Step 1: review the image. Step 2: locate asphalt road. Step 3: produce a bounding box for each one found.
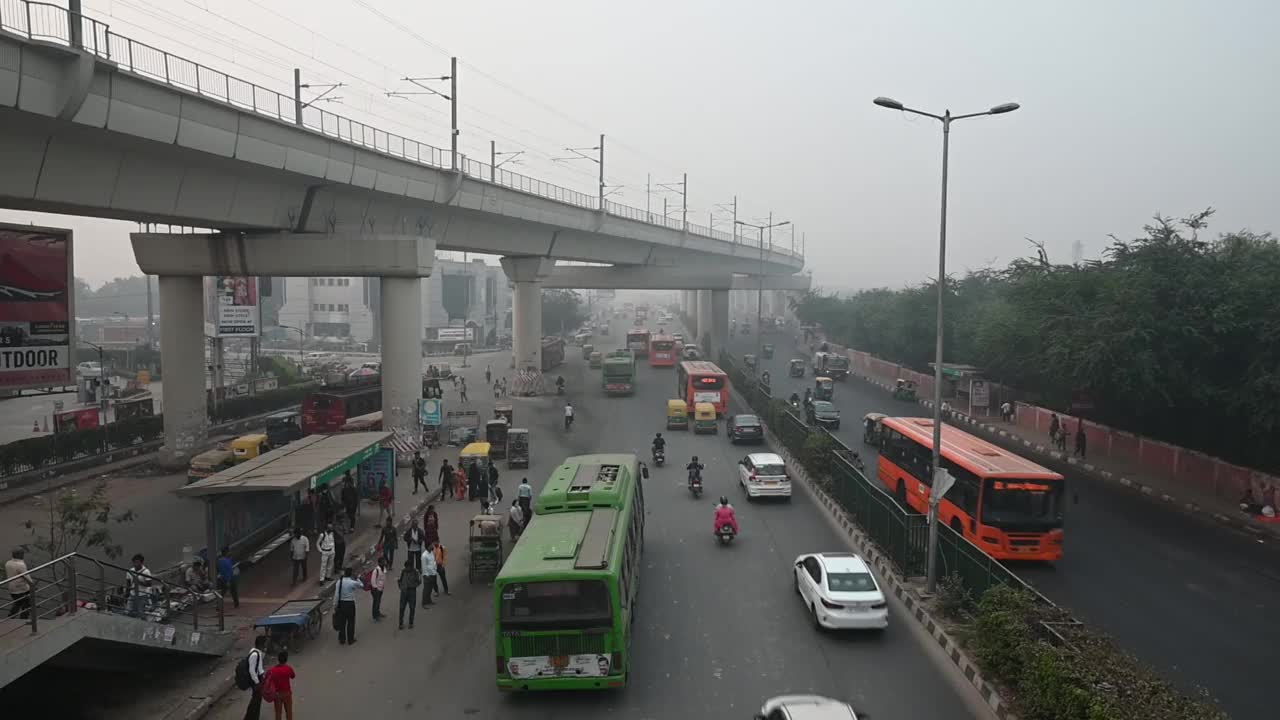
[729,332,1278,719]
[205,317,988,720]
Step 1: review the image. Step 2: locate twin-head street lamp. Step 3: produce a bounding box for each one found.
[736,217,790,364]
[872,95,1019,594]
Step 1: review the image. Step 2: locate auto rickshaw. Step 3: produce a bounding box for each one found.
[666,399,689,430]
[459,443,492,492]
[485,419,509,459]
[743,354,757,371]
[589,351,603,368]
[893,378,918,402]
[231,433,270,463]
[187,447,234,484]
[762,343,775,359]
[507,428,530,468]
[494,403,514,425]
[582,343,595,360]
[693,402,717,434]
[468,513,504,583]
[789,358,805,378]
[863,412,887,447]
[264,410,303,447]
[814,376,834,401]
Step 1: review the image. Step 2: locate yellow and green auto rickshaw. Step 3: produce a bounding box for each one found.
[814,376,835,401]
[459,442,492,482]
[666,399,689,430]
[789,358,806,378]
[892,378,918,402]
[863,412,888,447]
[231,433,270,463]
[693,402,717,434]
[589,351,604,368]
[187,447,234,484]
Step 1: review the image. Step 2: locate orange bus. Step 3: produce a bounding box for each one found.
[626,329,651,358]
[649,334,677,367]
[877,417,1065,561]
[676,361,728,415]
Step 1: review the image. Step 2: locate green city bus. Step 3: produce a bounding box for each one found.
[602,350,636,395]
[495,454,647,691]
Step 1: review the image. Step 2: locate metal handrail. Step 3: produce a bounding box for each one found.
[0,0,803,264]
[1,551,223,640]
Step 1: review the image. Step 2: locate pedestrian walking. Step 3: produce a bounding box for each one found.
[467,462,483,501]
[420,544,438,607]
[460,379,469,404]
[494,380,501,400]
[333,526,346,577]
[1075,418,1087,459]
[488,463,502,504]
[216,546,240,609]
[263,650,296,720]
[403,520,425,570]
[379,518,398,567]
[508,500,524,543]
[1000,401,1013,423]
[317,525,336,583]
[378,480,393,523]
[397,558,420,629]
[335,567,363,644]
[500,377,508,397]
[517,477,533,520]
[412,451,428,494]
[5,548,31,619]
[124,553,154,618]
[423,505,441,548]
[370,557,388,621]
[454,464,468,500]
[289,528,310,586]
[318,486,336,529]
[485,364,492,385]
[237,635,268,720]
[341,474,359,532]
[1048,413,1060,445]
[438,459,454,501]
[433,541,450,596]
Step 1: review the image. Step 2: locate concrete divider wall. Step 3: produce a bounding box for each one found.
[834,344,1278,504]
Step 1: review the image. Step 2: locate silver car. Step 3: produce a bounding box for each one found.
[755,694,864,720]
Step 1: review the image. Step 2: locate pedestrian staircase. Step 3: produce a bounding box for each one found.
[0,553,234,689]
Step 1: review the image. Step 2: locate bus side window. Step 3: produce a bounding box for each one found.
[943,459,981,516]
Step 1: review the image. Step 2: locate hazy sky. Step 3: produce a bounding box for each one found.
[3,0,1275,292]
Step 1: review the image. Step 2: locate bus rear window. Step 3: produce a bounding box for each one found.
[500,580,612,626]
[652,342,674,351]
[693,375,725,390]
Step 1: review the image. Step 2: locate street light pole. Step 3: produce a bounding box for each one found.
[873,95,1020,594]
[736,216,790,368]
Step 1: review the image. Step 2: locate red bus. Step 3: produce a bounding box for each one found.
[877,417,1065,561]
[676,361,728,415]
[626,329,651,358]
[649,334,677,367]
[301,384,381,435]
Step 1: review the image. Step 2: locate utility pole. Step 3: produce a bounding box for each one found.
[553,137,609,208]
[489,140,523,181]
[293,69,343,126]
[646,174,651,220]
[145,274,154,350]
[682,173,688,230]
[598,134,606,209]
[451,57,458,171]
[68,0,83,48]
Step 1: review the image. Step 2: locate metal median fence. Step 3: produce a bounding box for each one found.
[721,351,1034,601]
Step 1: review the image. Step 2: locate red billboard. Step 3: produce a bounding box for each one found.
[0,223,74,390]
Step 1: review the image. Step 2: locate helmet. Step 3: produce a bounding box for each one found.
[719,496,728,506]
[655,432,662,437]
[691,455,698,462]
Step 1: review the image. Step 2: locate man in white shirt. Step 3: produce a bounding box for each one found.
[334,567,363,645]
[243,636,268,719]
[517,477,533,519]
[420,545,438,607]
[508,500,524,542]
[5,548,31,619]
[564,401,575,429]
[317,524,336,583]
[125,553,153,618]
[370,558,387,621]
[289,528,310,586]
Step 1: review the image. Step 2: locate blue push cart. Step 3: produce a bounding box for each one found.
[254,598,324,650]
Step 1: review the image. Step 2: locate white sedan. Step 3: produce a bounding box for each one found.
[755,694,864,720]
[793,552,888,630]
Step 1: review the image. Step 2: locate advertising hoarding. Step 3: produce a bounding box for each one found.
[207,276,260,337]
[0,223,74,391]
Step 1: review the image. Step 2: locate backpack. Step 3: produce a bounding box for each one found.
[360,569,373,591]
[234,652,254,691]
[260,672,278,704]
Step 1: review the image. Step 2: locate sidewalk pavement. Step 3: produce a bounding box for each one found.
[858,372,1280,540]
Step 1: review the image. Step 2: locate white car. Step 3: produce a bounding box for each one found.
[738,452,791,499]
[793,552,888,631]
[755,695,864,720]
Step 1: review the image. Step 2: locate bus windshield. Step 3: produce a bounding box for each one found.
[981,479,1064,531]
[500,580,612,628]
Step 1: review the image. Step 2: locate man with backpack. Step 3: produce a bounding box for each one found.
[234,635,268,719]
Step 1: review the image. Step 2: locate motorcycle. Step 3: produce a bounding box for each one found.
[652,446,665,466]
[717,524,736,545]
[688,471,703,498]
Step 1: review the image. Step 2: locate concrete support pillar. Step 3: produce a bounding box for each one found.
[710,289,730,362]
[697,289,713,358]
[501,257,554,373]
[687,290,700,339]
[380,276,423,458]
[158,275,208,468]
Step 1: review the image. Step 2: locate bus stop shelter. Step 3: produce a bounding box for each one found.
[177,432,394,567]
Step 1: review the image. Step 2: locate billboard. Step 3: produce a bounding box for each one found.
[207,276,260,337]
[0,223,74,391]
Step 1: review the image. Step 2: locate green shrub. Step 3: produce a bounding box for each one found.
[799,432,835,479]
[935,572,975,620]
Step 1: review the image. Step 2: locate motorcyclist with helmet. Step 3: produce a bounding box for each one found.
[686,456,704,487]
[714,496,740,536]
[652,433,666,462]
